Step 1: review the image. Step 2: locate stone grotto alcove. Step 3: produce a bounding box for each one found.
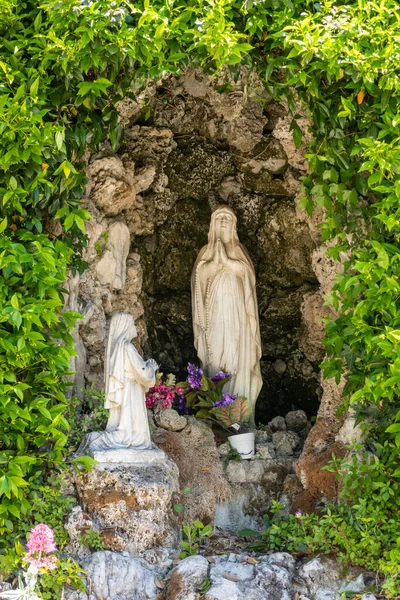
[62,71,355,592]
[69,69,329,425]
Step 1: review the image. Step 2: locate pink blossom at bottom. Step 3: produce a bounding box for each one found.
[25,553,57,571]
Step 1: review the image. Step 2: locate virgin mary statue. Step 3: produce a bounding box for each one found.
[191,206,262,422]
[82,312,158,452]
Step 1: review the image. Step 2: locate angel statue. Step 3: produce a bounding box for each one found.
[191,206,262,423]
[81,312,158,454]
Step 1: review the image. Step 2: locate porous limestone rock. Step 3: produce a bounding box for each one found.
[214,457,295,532]
[255,427,272,443]
[73,458,180,555]
[166,555,209,600]
[153,418,231,523]
[154,408,187,432]
[96,222,130,290]
[285,410,308,432]
[61,550,372,600]
[297,557,368,600]
[269,416,287,432]
[166,553,295,600]
[65,551,160,600]
[272,431,300,456]
[86,157,136,217]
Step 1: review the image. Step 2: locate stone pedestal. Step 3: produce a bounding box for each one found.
[74,449,180,555]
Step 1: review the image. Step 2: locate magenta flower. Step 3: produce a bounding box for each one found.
[146,375,184,411]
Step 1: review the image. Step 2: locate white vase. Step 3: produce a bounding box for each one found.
[228,432,255,460]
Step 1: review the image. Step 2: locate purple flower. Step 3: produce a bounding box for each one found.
[211,370,232,383]
[178,395,189,415]
[187,363,203,390]
[213,393,238,407]
[295,510,302,518]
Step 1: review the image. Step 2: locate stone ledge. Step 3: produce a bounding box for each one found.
[73,454,180,555]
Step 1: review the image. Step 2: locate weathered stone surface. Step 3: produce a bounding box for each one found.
[166,555,209,600]
[73,459,180,555]
[87,157,136,216]
[299,557,342,592]
[64,505,94,561]
[96,222,130,290]
[285,410,308,432]
[273,431,300,456]
[256,443,275,460]
[255,427,272,443]
[65,551,160,600]
[60,549,374,600]
[153,418,231,523]
[214,457,295,532]
[269,416,287,432]
[154,408,187,432]
[166,553,295,600]
[297,557,367,600]
[294,420,347,512]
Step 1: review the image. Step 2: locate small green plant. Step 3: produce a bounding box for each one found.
[222,447,242,471]
[79,528,105,551]
[94,231,109,256]
[173,486,191,516]
[179,521,213,559]
[196,576,212,596]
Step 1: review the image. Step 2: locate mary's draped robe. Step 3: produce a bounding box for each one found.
[191,208,262,422]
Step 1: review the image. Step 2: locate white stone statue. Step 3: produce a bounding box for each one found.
[191,206,262,422]
[81,312,159,460]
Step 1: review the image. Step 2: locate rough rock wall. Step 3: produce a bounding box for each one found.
[72,69,326,423]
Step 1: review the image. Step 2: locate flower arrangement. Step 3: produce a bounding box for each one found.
[178,363,251,430]
[145,372,186,412]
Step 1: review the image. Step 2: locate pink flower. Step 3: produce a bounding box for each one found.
[26,524,57,554]
[25,554,57,570]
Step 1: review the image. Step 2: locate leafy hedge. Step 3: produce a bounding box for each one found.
[1,0,400,594]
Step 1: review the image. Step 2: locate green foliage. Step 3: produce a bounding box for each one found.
[1,0,400,593]
[213,396,251,428]
[179,521,213,559]
[241,430,400,597]
[67,386,109,449]
[37,558,86,600]
[78,528,105,552]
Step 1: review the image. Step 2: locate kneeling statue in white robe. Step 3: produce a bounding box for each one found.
[80,312,159,460]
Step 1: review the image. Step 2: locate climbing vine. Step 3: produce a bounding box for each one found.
[1,0,400,594]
